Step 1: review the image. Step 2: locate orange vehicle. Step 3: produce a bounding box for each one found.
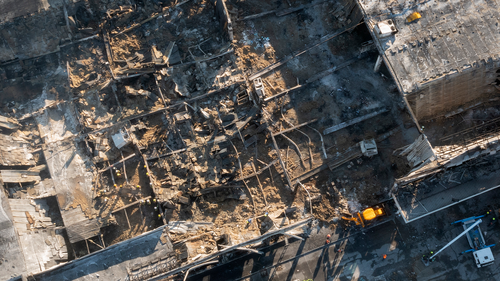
[342,204,388,228]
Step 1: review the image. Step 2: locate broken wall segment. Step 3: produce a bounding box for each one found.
[0,190,27,278]
[392,130,500,223]
[393,134,435,172]
[26,179,57,199]
[0,170,40,183]
[0,115,20,130]
[43,140,98,243]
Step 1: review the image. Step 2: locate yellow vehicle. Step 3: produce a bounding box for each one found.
[342,205,388,228]
[406,12,422,23]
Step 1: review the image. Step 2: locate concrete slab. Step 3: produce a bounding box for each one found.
[8,198,69,274]
[36,91,98,243]
[0,133,34,166]
[0,190,27,281]
[34,226,175,281]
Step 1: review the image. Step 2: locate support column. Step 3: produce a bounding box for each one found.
[100,233,106,248]
[120,151,129,184]
[374,55,383,73]
[85,239,90,255]
[123,209,132,229]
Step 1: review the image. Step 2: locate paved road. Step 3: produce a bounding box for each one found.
[189,189,500,281]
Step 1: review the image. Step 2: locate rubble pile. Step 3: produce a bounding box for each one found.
[0,0,427,279]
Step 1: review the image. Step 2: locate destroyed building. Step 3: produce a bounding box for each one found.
[0,0,498,280]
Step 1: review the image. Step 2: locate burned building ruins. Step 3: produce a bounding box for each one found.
[0,0,499,280]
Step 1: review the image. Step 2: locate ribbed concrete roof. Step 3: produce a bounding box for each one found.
[357,0,500,94]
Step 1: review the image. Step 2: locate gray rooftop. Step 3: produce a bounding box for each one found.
[357,0,500,93]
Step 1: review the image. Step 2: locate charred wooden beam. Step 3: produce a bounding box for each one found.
[323,109,387,135]
[272,119,318,137]
[120,151,129,184]
[230,140,257,213]
[263,84,303,102]
[251,162,268,206]
[146,148,188,161]
[198,185,243,195]
[235,159,278,182]
[123,209,132,229]
[112,196,152,213]
[291,163,328,183]
[279,133,307,169]
[99,153,136,173]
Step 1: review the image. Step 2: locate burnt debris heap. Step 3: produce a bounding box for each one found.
[0,0,499,280]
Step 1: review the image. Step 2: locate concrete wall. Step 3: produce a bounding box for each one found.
[213,0,233,42]
[406,59,500,121]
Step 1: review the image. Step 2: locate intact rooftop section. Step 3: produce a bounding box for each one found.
[357,0,500,121]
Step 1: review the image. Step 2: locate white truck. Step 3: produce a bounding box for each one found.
[423,216,495,268]
[462,218,495,268]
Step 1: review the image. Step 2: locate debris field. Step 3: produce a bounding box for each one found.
[0,0,455,279]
